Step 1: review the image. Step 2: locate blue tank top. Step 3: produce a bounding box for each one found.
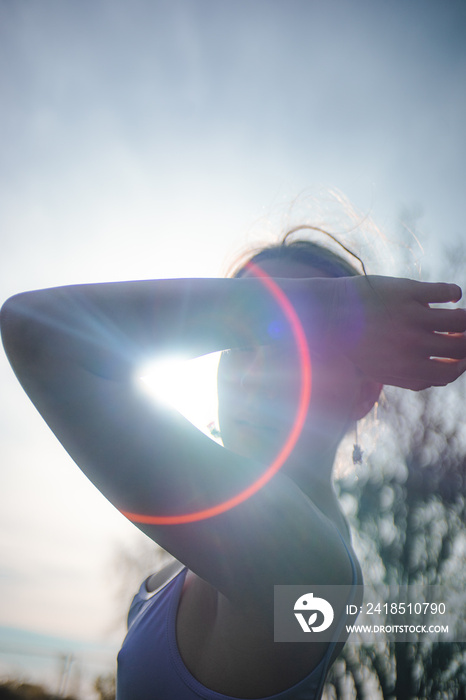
[117,540,357,700]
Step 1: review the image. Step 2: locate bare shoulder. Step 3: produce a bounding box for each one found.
[177,569,338,696]
[174,505,362,698]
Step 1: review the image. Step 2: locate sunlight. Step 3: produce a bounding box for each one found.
[138,352,222,439]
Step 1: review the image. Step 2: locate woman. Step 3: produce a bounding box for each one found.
[2,233,466,699]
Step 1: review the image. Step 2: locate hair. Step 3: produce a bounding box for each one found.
[230,225,366,279]
[223,222,379,474]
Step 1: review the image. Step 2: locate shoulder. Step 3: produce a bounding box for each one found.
[172,494,361,696]
[146,558,185,593]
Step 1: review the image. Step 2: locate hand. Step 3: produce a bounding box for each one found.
[333,276,466,390]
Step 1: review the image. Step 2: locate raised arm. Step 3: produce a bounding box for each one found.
[1,274,465,608]
[2,276,347,607]
[3,273,464,393]
[0,278,285,378]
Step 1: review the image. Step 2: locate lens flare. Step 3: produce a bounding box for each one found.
[121,263,312,525]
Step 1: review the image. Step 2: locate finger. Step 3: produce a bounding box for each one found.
[420,307,466,333]
[425,332,466,360]
[373,372,432,391]
[376,357,465,390]
[412,281,462,305]
[406,380,436,392]
[422,357,465,387]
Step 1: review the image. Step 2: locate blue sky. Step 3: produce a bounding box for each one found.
[1,0,465,661]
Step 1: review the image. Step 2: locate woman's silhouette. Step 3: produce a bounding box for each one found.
[2,233,466,699]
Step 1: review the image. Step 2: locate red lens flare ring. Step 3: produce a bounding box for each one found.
[121,263,312,525]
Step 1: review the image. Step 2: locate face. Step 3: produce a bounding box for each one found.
[217,258,377,470]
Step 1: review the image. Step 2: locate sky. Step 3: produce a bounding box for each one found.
[1,0,466,681]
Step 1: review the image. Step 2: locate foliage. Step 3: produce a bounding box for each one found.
[93,673,116,700]
[0,680,76,700]
[325,384,466,699]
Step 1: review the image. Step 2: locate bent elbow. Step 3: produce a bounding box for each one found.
[1,292,54,379]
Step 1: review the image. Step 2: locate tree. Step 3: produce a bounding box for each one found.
[325,382,466,699]
[0,680,77,700]
[94,673,116,700]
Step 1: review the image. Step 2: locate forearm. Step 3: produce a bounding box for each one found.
[3,273,466,392]
[1,276,324,381]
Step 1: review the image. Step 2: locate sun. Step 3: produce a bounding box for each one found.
[138,352,222,439]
